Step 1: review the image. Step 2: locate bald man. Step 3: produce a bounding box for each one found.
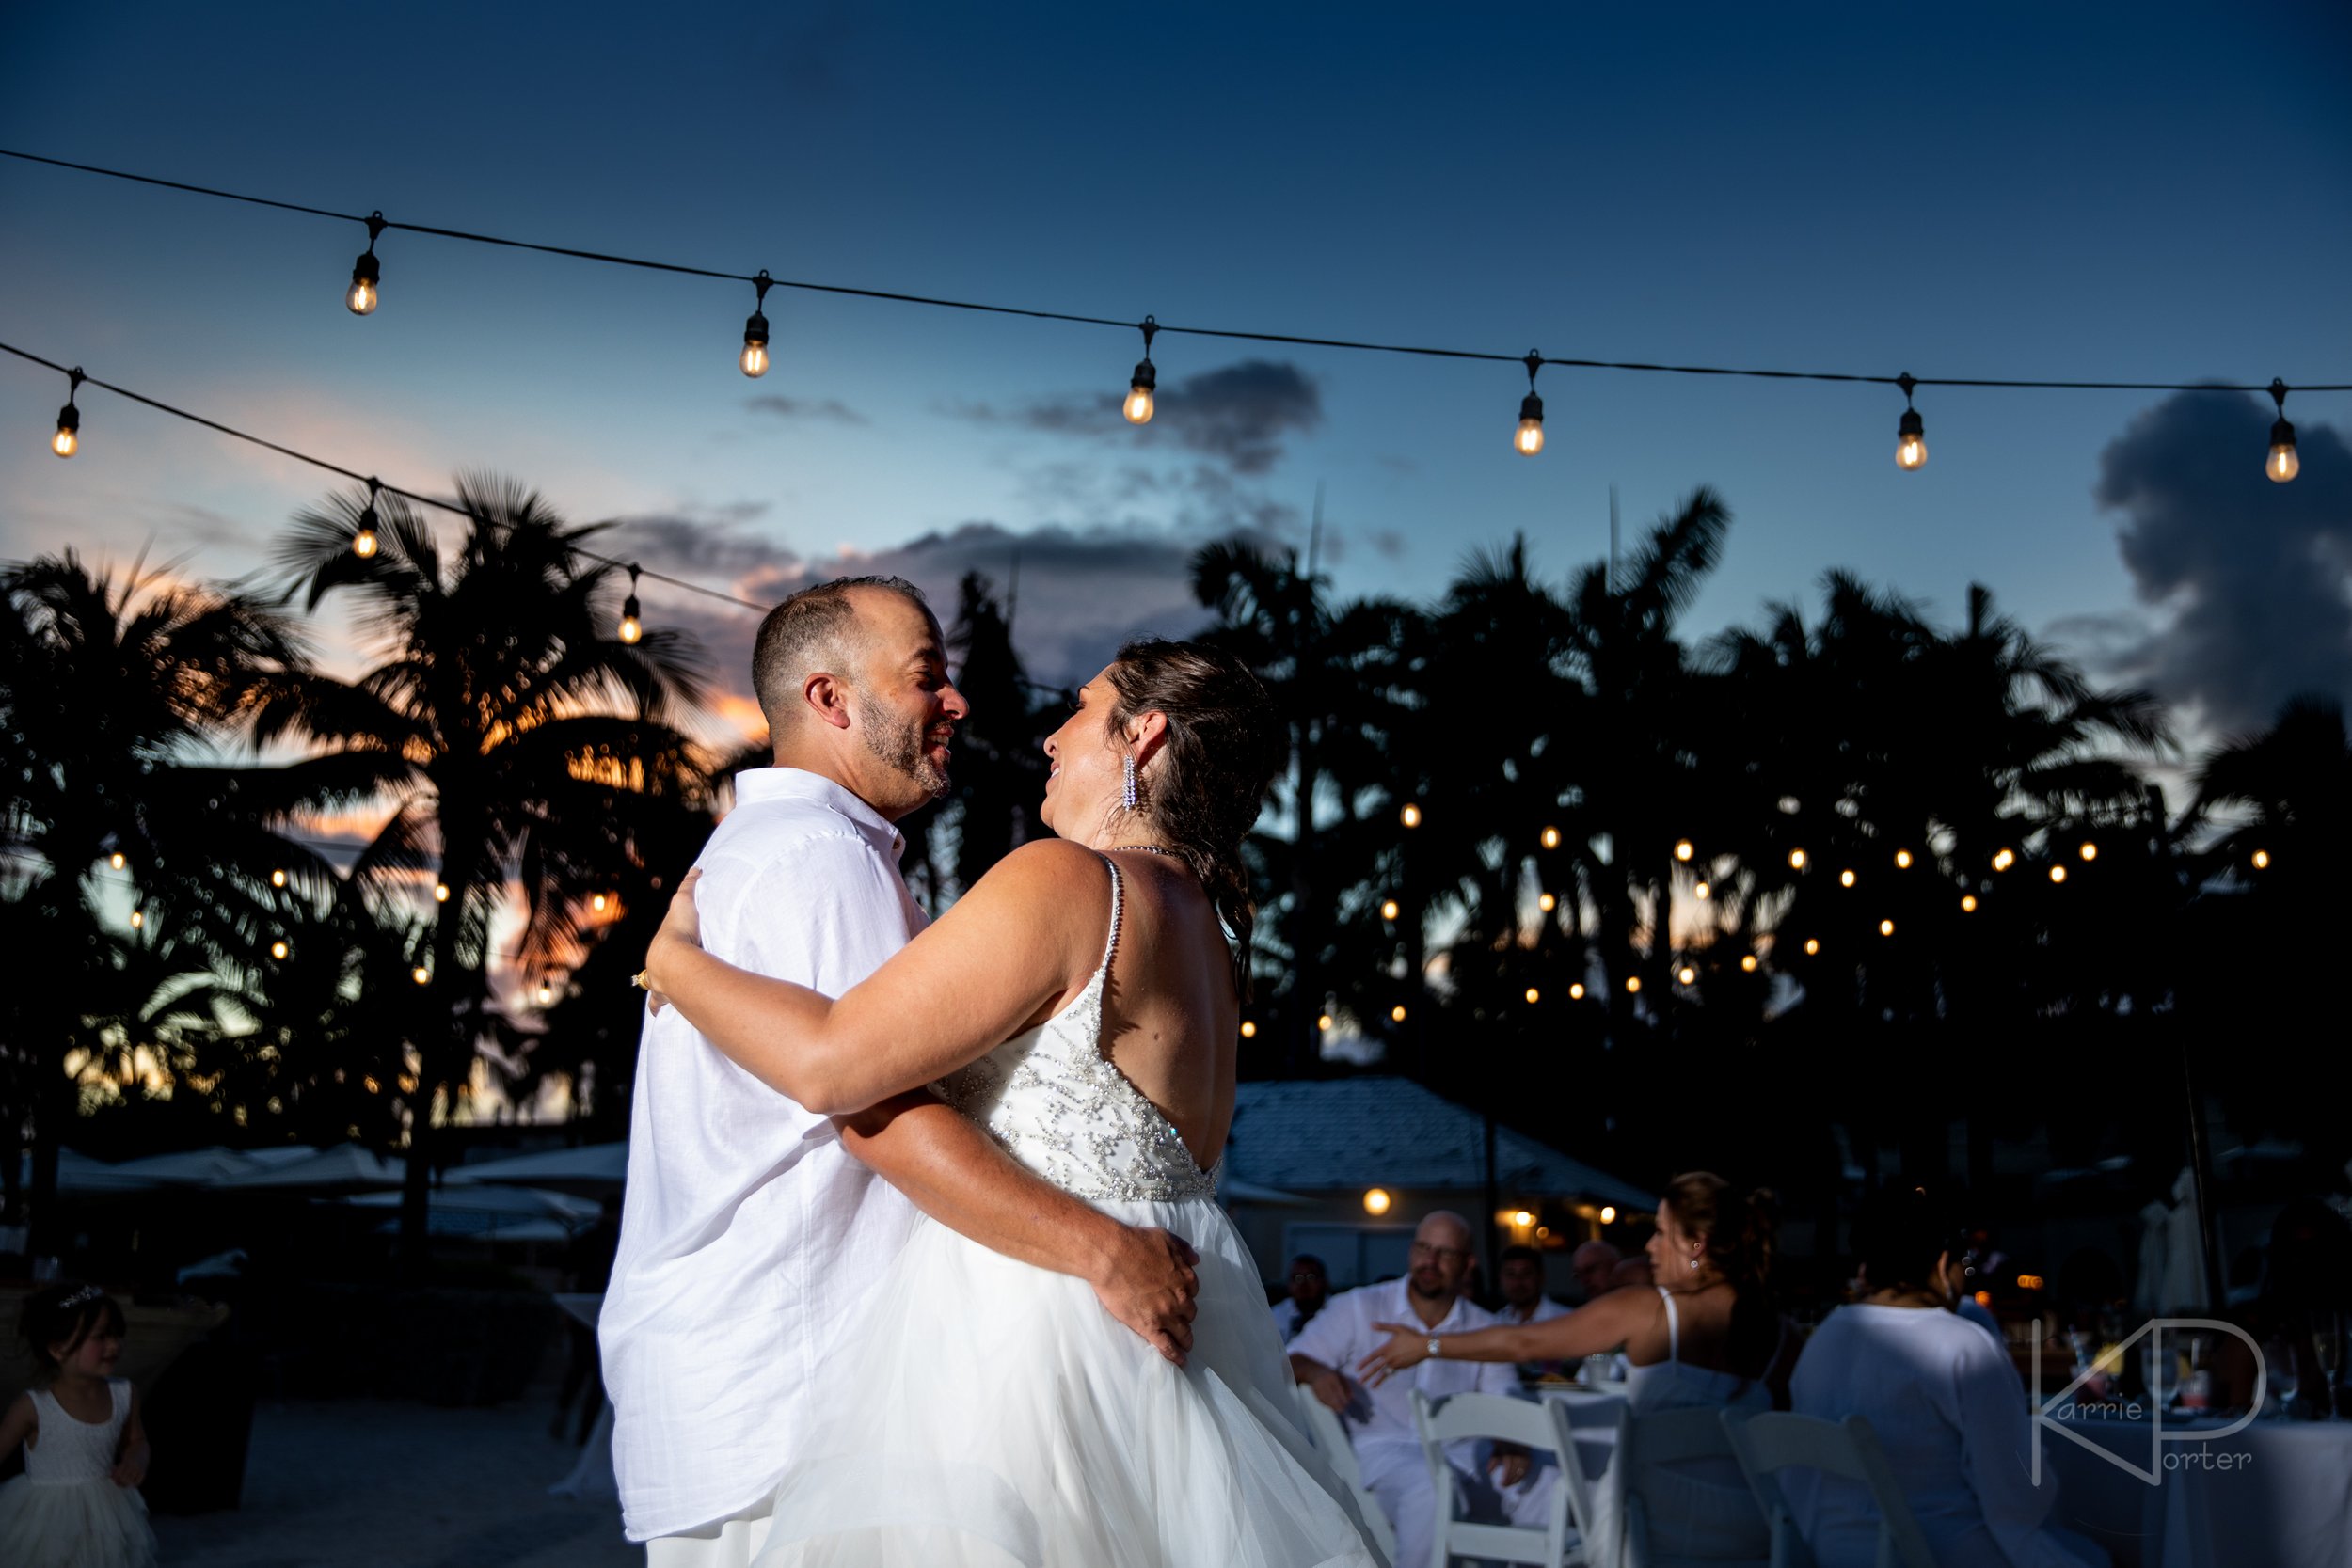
[1571,1240,1622,1303]
[1288,1212,1545,1566]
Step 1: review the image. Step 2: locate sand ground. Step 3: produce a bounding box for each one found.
[150,1383,637,1568]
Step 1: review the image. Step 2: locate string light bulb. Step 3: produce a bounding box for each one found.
[1895,372,1927,470]
[591,892,611,913]
[1123,316,1158,425]
[1514,351,1546,456]
[2251,849,2269,869]
[2049,864,2068,884]
[1992,847,2015,872]
[353,477,382,559]
[740,271,773,377]
[1524,986,1541,1004]
[1362,1187,1392,1216]
[345,212,386,315]
[1788,848,1807,870]
[1400,803,1422,829]
[2266,380,2299,483]
[1391,1004,1407,1022]
[1380,898,1400,922]
[2078,841,2097,862]
[1894,848,1913,869]
[1740,954,1758,973]
[1693,881,1710,900]
[1568,982,1586,999]
[1804,938,1820,955]
[271,867,288,888]
[1879,919,1895,936]
[412,965,431,986]
[271,940,290,960]
[1540,826,1561,849]
[1674,838,1694,862]
[1677,965,1696,985]
[129,908,145,929]
[108,851,125,871]
[51,368,84,458]
[1626,975,1642,994]
[1839,868,1856,888]
[434,880,451,903]
[1239,1020,1257,1038]
[1961,894,1978,911]
[536,976,556,1006]
[1600,1206,1617,1225]
[618,564,644,644]
[1317,1012,1333,1032]
[1537,892,1557,912]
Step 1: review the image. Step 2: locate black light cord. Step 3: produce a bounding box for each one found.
[6,148,2344,394]
[0,339,767,614]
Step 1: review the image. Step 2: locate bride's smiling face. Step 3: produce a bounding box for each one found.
[1040,666,1126,838]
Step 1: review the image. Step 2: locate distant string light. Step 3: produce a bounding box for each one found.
[1400,803,1422,829]
[1537,892,1557,911]
[740,271,773,378]
[618,564,644,644]
[2049,864,2068,884]
[1895,372,1927,471]
[2078,841,2097,861]
[270,940,290,960]
[1788,848,1807,870]
[1123,317,1158,425]
[1676,965,1696,985]
[2267,381,2299,483]
[1879,919,1895,936]
[1524,986,1541,1004]
[51,367,82,457]
[1674,838,1694,862]
[1740,954,1758,972]
[2250,849,2269,870]
[1390,1004,1407,1022]
[1992,847,2016,872]
[1839,868,1856,888]
[1961,894,1979,911]
[345,213,385,316]
[352,477,382,559]
[1540,826,1561,849]
[1514,352,1546,456]
[1380,897,1401,921]
[411,965,431,986]
[1894,848,1913,869]
[270,867,288,888]
[1568,982,1586,999]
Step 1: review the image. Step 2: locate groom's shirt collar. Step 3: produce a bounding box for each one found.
[732,766,906,861]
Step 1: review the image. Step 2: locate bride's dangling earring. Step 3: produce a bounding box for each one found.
[1688,1250,1699,1274]
[1121,753,1139,812]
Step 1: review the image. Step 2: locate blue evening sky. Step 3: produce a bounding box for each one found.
[5,3,2348,745]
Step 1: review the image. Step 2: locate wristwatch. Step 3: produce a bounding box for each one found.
[1427,1336,1442,1362]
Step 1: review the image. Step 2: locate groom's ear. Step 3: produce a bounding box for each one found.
[803,672,854,731]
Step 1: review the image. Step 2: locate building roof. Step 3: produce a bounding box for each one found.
[1224,1076,1655,1211]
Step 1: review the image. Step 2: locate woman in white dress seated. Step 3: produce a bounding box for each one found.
[1358,1172,1794,1562]
[1788,1186,2106,1568]
[641,639,1381,1568]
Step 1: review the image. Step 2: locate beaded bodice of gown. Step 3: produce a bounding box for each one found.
[24,1379,128,1481]
[932,857,1222,1204]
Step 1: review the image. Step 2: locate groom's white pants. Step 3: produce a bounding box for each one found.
[646,1497,774,1567]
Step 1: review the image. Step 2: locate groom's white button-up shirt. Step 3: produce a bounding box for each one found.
[601,767,929,1542]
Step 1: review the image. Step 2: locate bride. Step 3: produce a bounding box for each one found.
[640,638,1383,1568]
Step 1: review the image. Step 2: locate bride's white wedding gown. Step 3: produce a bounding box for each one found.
[752,861,1384,1567]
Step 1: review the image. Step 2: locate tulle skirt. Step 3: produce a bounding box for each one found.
[0,1476,159,1568]
[751,1194,1384,1568]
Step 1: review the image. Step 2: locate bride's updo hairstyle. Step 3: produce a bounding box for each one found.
[1662,1171,1781,1375]
[1104,638,1281,992]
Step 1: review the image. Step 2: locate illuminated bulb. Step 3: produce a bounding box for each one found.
[129,909,145,929]
[108,852,125,870]
[2267,381,2299,483]
[1400,803,1422,829]
[536,978,556,1006]
[271,940,290,960]
[591,892,610,912]
[2078,841,2097,862]
[1380,898,1401,922]
[1740,954,1758,972]
[1540,826,1561,849]
[1804,938,1820,956]
[1512,1210,1534,1227]
[1788,848,1807,870]
[1674,839,1694,862]
[411,965,430,986]
[1879,919,1895,937]
[434,882,451,903]
[619,596,643,644]
[740,316,770,378]
[1839,869,1856,888]
[353,479,382,559]
[345,220,383,315]
[1568,982,1586,1000]
[1599,1206,1617,1225]
[2251,849,2269,869]
[1239,1020,1257,1038]
[1317,1013,1333,1032]
[1391,1004,1407,1022]
[52,402,79,458]
[271,868,288,888]
[1677,965,1696,985]
[1895,849,1913,869]
[1515,394,1545,456]
[1362,1187,1392,1216]
[1524,987,1541,1004]
[2049,864,2067,884]
[1538,892,1557,912]
[1895,375,1927,470]
[1693,881,1710,900]
[1993,848,2015,871]
[1961,894,1979,911]
[1125,318,1158,424]
[1625,976,1642,994]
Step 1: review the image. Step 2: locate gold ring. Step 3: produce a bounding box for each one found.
[632,969,652,990]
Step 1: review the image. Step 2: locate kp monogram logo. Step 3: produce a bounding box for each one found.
[2031,1318,2266,1485]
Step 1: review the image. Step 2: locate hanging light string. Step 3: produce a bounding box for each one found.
[4,148,2345,400]
[0,339,768,615]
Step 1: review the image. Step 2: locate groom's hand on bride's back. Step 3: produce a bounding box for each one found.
[1091,1225,1200,1365]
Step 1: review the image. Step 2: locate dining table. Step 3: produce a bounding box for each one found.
[2042,1410,2352,1568]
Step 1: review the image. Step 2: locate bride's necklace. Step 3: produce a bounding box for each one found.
[1111,844,1186,862]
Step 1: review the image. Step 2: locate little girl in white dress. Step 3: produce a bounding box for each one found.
[0,1281,159,1568]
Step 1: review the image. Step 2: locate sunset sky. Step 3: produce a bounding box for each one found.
[6,3,2349,753]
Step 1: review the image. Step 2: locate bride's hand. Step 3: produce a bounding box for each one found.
[1356,1321,1430,1387]
[640,868,707,1015]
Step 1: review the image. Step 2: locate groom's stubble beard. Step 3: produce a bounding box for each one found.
[853,689,952,800]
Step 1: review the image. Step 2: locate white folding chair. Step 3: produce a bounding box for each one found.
[1718,1411,1938,1568]
[1612,1404,1770,1568]
[1293,1381,1403,1566]
[1410,1389,1590,1568]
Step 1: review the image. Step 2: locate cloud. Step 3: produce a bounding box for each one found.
[955,358,1324,476]
[2092,390,2352,733]
[744,394,868,425]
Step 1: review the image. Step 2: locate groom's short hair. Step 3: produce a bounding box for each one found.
[753,575,931,736]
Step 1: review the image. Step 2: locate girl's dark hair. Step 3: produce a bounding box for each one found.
[1661,1171,1781,1375]
[1850,1184,1968,1296]
[1104,638,1283,994]
[17,1281,125,1377]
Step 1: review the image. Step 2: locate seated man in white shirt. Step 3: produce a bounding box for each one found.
[1271,1253,1329,1345]
[1496,1243,1570,1378]
[1570,1239,1622,1304]
[1288,1212,1550,1567]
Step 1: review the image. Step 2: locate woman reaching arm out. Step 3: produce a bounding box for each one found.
[643,835,1114,1116]
[1357,1283,1661,1386]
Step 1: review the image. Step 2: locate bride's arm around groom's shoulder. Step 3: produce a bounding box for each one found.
[645,835,1113,1115]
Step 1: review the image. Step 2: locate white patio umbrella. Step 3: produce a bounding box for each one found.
[343,1184,601,1227]
[444,1141,628,1196]
[215,1143,405,1192]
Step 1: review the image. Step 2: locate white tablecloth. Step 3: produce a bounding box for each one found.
[2044,1417,2352,1568]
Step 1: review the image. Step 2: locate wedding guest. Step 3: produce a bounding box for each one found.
[1270,1254,1329,1345]
[1496,1245,1569,1327]
[1571,1240,1622,1302]
[1288,1212,1544,1568]
[1609,1254,1654,1292]
[1788,1186,2106,1568]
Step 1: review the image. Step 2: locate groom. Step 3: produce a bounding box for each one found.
[601,577,1202,1564]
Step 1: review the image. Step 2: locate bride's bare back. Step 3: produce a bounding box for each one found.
[1089,849,1239,1171]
